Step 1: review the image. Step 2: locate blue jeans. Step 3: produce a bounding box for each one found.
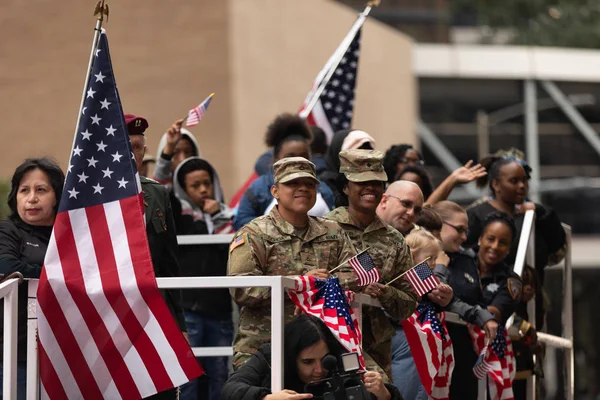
[391,326,429,400]
[0,362,27,400]
[180,311,233,400]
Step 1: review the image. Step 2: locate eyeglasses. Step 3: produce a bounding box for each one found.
[443,221,469,235]
[386,195,423,215]
[401,157,424,166]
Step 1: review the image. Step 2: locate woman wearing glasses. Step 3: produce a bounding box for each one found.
[431,201,499,400]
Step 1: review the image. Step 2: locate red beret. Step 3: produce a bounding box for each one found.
[124,113,149,135]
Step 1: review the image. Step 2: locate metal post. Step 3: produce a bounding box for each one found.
[541,80,600,159]
[526,212,536,400]
[562,224,574,400]
[27,280,39,400]
[2,279,19,400]
[524,80,541,203]
[270,277,285,392]
[476,110,490,161]
[477,376,487,400]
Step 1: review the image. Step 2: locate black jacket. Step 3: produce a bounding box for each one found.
[177,215,232,319]
[222,344,403,400]
[435,250,495,328]
[141,177,186,332]
[0,216,52,361]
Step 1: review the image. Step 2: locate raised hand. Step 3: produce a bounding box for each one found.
[452,160,487,184]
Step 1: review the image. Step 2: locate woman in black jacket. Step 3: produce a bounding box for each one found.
[0,157,64,396]
[222,315,400,400]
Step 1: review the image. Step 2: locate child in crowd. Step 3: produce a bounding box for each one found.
[392,230,454,400]
[173,156,234,400]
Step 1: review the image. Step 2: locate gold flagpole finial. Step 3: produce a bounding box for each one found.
[94,0,109,23]
[366,0,381,7]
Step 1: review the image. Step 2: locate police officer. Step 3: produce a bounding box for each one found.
[227,157,362,370]
[325,149,417,378]
[126,114,188,399]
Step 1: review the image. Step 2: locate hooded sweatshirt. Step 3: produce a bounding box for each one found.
[153,128,201,191]
[173,156,233,317]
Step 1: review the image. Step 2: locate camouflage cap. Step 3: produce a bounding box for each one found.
[339,149,388,182]
[273,157,320,184]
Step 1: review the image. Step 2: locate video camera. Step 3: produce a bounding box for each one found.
[304,352,371,400]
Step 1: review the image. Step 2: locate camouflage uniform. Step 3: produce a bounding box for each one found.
[326,149,417,379]
[227,157,359,369]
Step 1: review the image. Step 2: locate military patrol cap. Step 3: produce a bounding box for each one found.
[273,157,320,184]
[124,113,149,135]
[339,149,388,182]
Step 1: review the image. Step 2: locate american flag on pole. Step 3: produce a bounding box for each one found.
[401,303,454,400]
[469,326,516,400]
[37,30,202,399]
[299,29,361,143]
[287,276,365,369]
[347,250,380,286]
[186,93,214,127]
[404,260,440,297]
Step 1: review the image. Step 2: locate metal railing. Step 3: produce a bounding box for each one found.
[1,277,20,400]
[16,212,574,399]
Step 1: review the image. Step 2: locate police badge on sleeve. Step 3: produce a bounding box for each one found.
[507,277,523,300]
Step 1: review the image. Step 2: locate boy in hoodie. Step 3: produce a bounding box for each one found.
[153,119,201,191]
[173,157,234,400]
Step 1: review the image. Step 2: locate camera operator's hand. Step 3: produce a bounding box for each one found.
[363,371,391,400]
[264,390,313,399]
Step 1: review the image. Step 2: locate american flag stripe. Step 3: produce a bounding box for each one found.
[44,214,138,397]
[119,197,198,382]
[38,341,70,400]
[401,304,454,400]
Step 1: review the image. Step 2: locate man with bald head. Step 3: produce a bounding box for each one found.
[377,180,424,235]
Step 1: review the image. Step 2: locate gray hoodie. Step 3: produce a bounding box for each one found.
[153,128,201,191]
[173,156,234,234]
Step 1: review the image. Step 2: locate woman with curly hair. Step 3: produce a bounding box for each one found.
[233,114,336,229]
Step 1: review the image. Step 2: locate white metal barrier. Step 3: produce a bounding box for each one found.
[18,214,575,399]
[1,278,20,400]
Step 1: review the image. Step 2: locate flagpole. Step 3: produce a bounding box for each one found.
[69,1,109,160]
[328,247,371,274]
[299,0,380,119]
[385,257,432,287]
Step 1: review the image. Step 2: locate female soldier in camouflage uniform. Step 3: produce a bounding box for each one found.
[325,149,420,379]
[227,157,359,370]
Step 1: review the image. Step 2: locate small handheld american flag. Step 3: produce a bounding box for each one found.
[347,250,380,286]
[186,93,214,127]
[404,260,440,297]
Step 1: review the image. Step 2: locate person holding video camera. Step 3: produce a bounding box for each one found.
[221,315,401,400]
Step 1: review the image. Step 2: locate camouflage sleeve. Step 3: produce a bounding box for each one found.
[378,240,417,321]
[332,229,360,291]
[227,230,271,308]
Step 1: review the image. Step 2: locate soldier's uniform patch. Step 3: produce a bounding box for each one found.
[230,234,246,253]
[507,277,523,300]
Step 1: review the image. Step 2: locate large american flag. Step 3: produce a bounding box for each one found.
[470,326,516,400]
[287,276,365,369]
[347,250,380,286]
[37,30,202,399]
[404,260,440,297]
[401,303,454,400]
[299,29,361,142]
